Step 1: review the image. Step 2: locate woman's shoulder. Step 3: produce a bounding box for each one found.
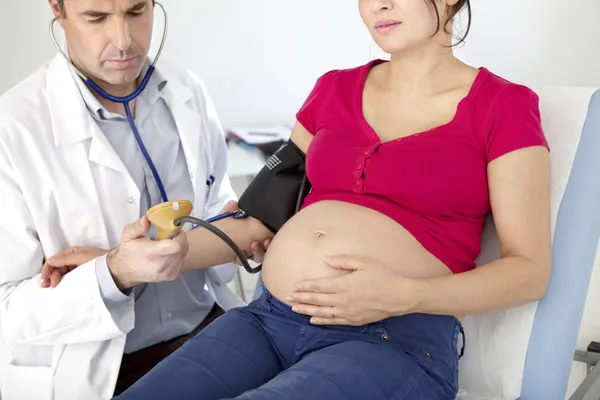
[475,68,540,108]
[472,68,548,162]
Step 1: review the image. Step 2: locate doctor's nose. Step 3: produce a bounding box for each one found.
[110,20,132,52]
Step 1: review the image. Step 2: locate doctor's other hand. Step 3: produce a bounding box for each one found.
[42,246,109,288]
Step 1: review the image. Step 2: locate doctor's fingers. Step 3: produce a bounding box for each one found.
[150,231,189,257]
[219,200,239,214]
[121,217,151,242]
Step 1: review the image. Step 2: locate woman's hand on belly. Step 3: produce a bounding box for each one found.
[286,254,419,326]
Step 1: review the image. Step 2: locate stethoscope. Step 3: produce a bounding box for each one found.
[49,3,254,302]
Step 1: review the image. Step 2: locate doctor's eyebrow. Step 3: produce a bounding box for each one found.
[79,1,148,17]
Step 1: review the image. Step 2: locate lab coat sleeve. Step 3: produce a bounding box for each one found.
[197,77,239,284]
[95,255,135,329]
[0,141,134,347]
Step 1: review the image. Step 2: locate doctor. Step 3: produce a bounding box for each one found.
[0,0,267,399]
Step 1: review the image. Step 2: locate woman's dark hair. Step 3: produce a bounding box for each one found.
[429,0,472,46]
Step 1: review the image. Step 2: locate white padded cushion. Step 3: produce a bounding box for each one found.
[456,87,597,399]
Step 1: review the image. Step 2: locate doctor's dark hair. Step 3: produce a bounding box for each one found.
[55,0,156,18]
[429,0,472,46]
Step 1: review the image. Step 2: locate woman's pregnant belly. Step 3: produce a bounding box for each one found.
[261,200,453,304]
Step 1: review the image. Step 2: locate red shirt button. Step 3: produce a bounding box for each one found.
[356,179,361,185]
[357,164,362,169]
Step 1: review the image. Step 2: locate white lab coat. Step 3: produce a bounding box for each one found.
[0,54,245,400]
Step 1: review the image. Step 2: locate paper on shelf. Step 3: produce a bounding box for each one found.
[226,125,293,145]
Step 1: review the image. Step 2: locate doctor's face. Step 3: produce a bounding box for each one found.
[51,0,154,88]
[358,0,456,54]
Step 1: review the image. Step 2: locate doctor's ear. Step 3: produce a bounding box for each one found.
[48,0,66,20]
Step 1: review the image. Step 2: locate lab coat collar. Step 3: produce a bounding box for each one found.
[46,54,127,174]
[47,54,94,147]
[156,64,193,104]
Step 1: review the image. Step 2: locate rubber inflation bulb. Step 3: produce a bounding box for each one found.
[146,200,193,240]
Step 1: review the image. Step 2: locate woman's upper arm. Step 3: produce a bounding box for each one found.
[290,121,314,154]
[488,146,552,271]
[290,69,338,154]
[484,84,552,272]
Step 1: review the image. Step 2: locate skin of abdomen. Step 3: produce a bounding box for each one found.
[261,200,453,305]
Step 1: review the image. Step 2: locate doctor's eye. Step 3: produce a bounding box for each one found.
[88,16,107,24]
[128,3,148,17]
[128,10,145,18]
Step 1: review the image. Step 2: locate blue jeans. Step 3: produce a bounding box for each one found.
[114,285,463,400]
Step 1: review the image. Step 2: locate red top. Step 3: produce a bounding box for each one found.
[296,59,549,274]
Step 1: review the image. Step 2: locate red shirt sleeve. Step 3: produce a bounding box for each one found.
[484,84,549,162]
[296,70,338,135]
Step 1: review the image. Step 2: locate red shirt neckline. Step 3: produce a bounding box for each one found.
[353,59,490,146]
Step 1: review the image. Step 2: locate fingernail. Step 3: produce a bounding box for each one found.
[285,296,293,302]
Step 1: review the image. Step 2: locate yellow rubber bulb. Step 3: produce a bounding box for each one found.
[146,200,194,240]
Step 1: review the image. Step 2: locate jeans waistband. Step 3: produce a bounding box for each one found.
[257,281,312,323]
[255,282,464,359]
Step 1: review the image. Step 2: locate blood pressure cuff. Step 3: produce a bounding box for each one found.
[238,140,311,233]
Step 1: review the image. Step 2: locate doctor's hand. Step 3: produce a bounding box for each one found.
[42,246,109,287]
[286,255,419,326]
[108,216,189,290]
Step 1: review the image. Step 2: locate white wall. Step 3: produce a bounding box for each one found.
[154,0,388,127]
[454,0,600,87]
[0,2,57,95]
[453,1,600,397]
[1,0,600,397]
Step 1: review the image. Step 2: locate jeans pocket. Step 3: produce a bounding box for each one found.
[381,318,459,397]
[381,320,436,370]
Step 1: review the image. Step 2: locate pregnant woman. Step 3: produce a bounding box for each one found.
[45,0,551,399]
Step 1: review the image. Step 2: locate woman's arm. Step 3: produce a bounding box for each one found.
[183,216,273,271]
[411,146,552,315]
